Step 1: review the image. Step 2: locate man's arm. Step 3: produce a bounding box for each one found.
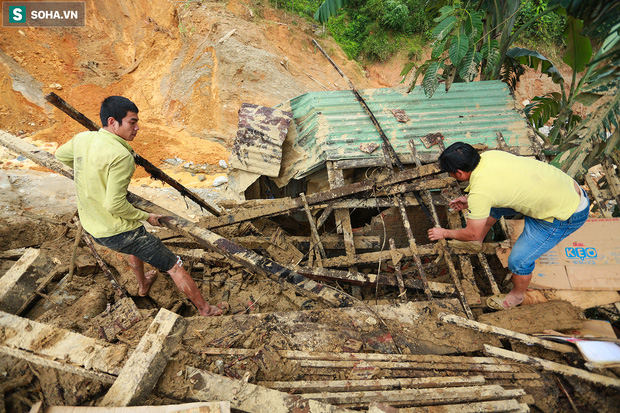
[55,140,74,168]
[104,155,150,221]
[428,218,488,242]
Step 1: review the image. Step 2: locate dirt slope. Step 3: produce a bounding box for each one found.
[0,0,391,183]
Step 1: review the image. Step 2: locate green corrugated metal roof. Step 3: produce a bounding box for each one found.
[277,80,534,182]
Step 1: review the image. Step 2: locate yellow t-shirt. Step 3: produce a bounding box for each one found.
[465,151,579,222]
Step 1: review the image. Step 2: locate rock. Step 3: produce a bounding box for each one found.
[198,174,206,181]
[219,159,227,169]
[212,176,228,187]
[49,83,62,90]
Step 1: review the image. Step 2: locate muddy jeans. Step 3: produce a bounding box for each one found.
[93,226,177,272]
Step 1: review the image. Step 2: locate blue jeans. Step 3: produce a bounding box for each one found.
[490,197,590,275]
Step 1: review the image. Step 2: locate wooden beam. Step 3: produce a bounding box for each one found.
[298,359,522,373]
[302,385,525,406]
[0,346,116,384]
[483,344,620,388]
[296,266,456,295]
[100,308,186,407]
[478,253,501,296]
[396,399,528,412]
[186,366,355,413]
[199,347,515,365]
[259,375,486,393]
[0,311,125,375]
[0,130,354,308]
[321,242,500,268]
[438,313,576,353]
[0,249,56,314]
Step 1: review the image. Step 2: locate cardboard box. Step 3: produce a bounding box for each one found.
[499,218,620,291]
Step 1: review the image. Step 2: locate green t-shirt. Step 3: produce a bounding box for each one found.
[465,151,580,222]
[55,129,149,237]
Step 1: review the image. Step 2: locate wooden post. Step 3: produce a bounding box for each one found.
[100,309,186,406]
[409,141,473,318]
[326,162,356,257]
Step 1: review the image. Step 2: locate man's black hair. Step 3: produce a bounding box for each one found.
[99,96,139,127]
[438,142,481,173]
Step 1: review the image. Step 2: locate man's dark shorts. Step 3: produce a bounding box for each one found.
[93,226,177,272]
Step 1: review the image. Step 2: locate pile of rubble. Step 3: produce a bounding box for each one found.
[1,125,620,412]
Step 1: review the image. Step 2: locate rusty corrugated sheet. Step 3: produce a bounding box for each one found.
[230,103,293,178]
[277,80,534,182]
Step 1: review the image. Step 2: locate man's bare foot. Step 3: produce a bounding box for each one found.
[201,302,229,316]
[139,270,158,296]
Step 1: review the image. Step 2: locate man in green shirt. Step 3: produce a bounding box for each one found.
[56,96,226,316]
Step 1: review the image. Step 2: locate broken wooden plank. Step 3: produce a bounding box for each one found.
[100,308,186,407]
[483,344,620,388]
[0,346,116,384]
[296,266,456,295]
[0,248,57,314]
[201,163,442,229]
[478,253,501,296]
[303,385,526,406]
[438,313,576,353]
[396,399,528,412]
[259,375,486,393]
[186,366,355,413]
[0,311,126,375]
[199,347,515,365]
[0,131,354,308]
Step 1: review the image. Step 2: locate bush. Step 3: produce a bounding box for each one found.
[362,27,399,61]
[514,0,565,45]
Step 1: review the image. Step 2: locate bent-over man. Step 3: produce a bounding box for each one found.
[428,142,590,310]
[56,95,226,316]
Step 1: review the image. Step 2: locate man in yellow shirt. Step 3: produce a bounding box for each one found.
[428,142,589,310]
[56,96,226,316]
